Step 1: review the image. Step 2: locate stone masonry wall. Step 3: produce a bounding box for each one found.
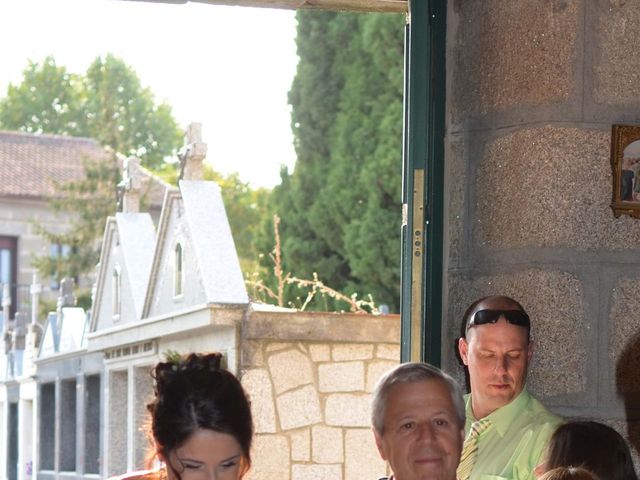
[240,309,400,480]
[445,0,640,461]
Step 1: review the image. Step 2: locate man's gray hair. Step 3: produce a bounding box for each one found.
[371,362,466,434]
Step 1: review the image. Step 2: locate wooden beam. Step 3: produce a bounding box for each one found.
[120,0,408,13]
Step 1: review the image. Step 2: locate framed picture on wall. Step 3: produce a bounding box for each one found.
[611,124,640,218]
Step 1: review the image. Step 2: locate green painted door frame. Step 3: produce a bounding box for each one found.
[400,0,447,366]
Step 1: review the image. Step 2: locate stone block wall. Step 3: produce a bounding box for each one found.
[445,0,640,460]
[241,309,400,480]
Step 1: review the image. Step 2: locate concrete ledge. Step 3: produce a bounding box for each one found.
[246,310,400,343]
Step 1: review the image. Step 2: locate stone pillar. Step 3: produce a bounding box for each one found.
[444,0,640,457]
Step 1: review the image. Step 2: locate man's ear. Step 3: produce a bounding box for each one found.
[527,340,534,362]
[373,428,387,461]
[458,337,470,366]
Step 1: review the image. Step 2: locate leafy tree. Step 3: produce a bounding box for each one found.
[0,56,84,136]
[31,156,120,309]
[258,11,405,311]
[0,55,182,292]
[0,54,182,169]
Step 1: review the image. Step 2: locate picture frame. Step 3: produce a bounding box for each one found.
[610,124,640,218]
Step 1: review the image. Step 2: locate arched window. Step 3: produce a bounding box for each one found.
[112,266,121,319]
[174,242,184,298]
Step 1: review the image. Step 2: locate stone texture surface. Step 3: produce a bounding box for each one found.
[268,348,313,394]
[243,340,264,367]
[319,362,365,392]
[446,138,466,266]
[366,360,399,392]
[290,428,310,462]
[241,369,277,433]
[292,464,341,480]
[248,435,290,480]
[134,367,154,469]
[108,370,128,475]
[345,429,388,480]
[610,277,640,395]
[445,269,588,398]
[375,344,400,360]
[592,0,640,105]
[276,385,322,430]
[325,393,372,427]
[309,344,331,362]
[451,0,579,124]
[332,343,374,361]
[312,426,344,463]
[266,342,295,353]
[473,126,640,250]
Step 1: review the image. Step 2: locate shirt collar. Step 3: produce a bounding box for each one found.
[465,388,531,436]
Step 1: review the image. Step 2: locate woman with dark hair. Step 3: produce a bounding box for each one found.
[112,352,253,480]
[539,467,598,480]
[534,421,637,480]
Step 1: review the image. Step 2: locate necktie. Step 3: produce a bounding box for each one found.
[457,419,491,480]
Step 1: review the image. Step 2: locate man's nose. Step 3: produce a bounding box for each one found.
[417,423,437,443]
[494,355,508,373]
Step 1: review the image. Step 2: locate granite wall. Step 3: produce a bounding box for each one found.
[444,0,640,459]
[242,310,400,480]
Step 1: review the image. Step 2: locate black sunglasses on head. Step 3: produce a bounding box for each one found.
[466,308,530,330]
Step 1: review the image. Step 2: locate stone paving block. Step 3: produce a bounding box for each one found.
[345,429,388,480]
[451,0,579,124]
[312,425,344,464]
[366,360,399,393]
[610,277,640,396]
[292,464,341,480]
[332,343,374,361]
[474,126,640,250]
[309,344,331,362]
[592,0,640,105]
[241,368,277,433]
[290,428,310,462]
[276,385,322,430]
[248,434,290,480]
[375,344,400,361]
[319,361,365,392]
[268,348,313,394]
[325,393,372,427]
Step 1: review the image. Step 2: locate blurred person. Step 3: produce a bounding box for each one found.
[538,467,598,480]
[534,421,638,480]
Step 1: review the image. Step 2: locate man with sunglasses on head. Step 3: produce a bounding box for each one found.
[456,295,561,480]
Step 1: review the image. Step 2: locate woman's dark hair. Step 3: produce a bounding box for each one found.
[540,467,598,480]
[147,352,253,475]
[546,421,638,480]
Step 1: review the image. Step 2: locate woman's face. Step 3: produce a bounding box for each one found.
[166,429,246,480]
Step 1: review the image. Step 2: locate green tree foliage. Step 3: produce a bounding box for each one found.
[258,11,404,311]
[0,55,182,169]
[31,156,120,309]
[0,55,182,292]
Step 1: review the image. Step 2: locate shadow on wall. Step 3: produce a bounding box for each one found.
[616,332,640,457]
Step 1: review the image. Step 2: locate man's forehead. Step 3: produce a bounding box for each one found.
[474,296,522,312]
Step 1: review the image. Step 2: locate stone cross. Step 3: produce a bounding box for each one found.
[118,156,143,213]
[178,122,207,181]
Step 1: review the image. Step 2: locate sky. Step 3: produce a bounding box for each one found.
[0,0,298,189]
